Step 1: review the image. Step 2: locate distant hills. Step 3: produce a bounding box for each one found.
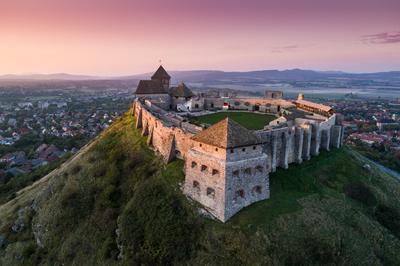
[120,69,400,83]
[1,69,399,82]
[0,73,102,81]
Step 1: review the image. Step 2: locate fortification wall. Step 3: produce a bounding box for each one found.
[184,148,228,220]
[203,97,294,112]
[224,154,269,221]
[133,99,343,222]
[255,114,341,173]
[134,99,343,171]
[133,101,194,162]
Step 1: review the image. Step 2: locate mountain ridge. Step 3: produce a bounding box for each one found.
[1,69,399,81]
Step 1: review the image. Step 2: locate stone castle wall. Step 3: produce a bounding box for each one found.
[133,101,194,162]
[132,99,343,222]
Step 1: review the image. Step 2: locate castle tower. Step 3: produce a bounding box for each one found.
[183,118,269,222]
[151,65,171,90]
[297,93,304,100]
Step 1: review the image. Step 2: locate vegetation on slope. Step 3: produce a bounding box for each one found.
[191,111,276,130]
[0,155,71,205]
[1,111,400,265]
[351,140,400,172]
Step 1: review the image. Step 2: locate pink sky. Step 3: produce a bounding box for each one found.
[0,0,399,75]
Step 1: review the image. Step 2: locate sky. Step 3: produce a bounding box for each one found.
[0,0,399,75]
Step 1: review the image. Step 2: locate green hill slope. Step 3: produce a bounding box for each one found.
[1,112,400,265]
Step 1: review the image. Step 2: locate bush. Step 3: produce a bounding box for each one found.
[101,236,119,260]
[285,236,340,265]
[22,242,36,258]
[344,181,376,206]
[60,184,95,220]
[118,177,200,265]
[375,204,400,238]
[70,164,82,175]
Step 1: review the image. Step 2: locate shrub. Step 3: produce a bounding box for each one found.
[375,204,400,238]
[118,177,200,265]
[22,242,36,258]
[101,236,119,260]
[60,184,95,220]
[344,181,376,206]
[70,164,82,175]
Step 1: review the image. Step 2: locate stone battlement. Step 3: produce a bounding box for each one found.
[131,66,344,222]
[132,98,343,222]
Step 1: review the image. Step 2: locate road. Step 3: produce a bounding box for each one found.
[349,149,400,181]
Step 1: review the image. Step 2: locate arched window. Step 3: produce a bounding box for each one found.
[191,161,197,168]
[212,169,219,176]
[201,165,208,172]
[207,187,215,198]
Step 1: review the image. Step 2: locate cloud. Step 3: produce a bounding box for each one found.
[271,45,299,53]
[362,31,400,44]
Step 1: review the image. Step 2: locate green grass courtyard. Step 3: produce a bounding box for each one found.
[191,111,276,130]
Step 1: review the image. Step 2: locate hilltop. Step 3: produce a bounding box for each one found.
[1,111,400,265]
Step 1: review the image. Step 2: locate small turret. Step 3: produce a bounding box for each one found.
[297,93,304,101]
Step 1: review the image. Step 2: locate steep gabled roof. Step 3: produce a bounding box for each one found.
[170,82,194,98]
[192,117,260,148]
[135,80,167,94]
[151,65,171,79]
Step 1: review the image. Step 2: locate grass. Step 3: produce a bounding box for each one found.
[1,110,400,265]
[191,111,276,130]
[227,148,371,228]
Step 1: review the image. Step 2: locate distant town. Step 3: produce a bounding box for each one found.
[0,86,133,187]
[0,80,399,195]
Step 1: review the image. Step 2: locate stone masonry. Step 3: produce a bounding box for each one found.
[132,66,344,222]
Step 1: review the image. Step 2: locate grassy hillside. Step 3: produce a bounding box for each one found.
[1,112,400,265]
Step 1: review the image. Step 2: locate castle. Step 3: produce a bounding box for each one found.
[132,66,344,222]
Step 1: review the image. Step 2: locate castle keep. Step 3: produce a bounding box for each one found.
[132,66,344,222]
